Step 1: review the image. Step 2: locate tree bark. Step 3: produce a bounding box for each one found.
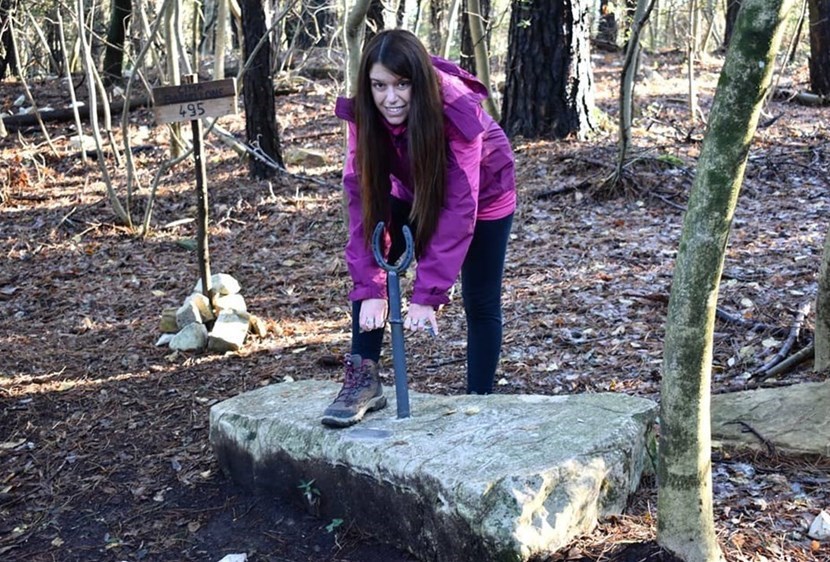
[344,0,371,96]
[816,227,830,371]
[0,0,18,81]
[612,0,655,186]
[241,0,283,178]
[501,0,596,139]
[214,0,229,78]
[365,0,384,42]
[596,0,618,47]
[466,0,498,119]
[809,0,830,95]
[657,1,793,560]
[103,0,132,84]
[459,0,489,74]
[723,0,741,49]
[427,0,444,53]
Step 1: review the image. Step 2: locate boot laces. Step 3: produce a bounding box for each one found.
[336,358,371,403]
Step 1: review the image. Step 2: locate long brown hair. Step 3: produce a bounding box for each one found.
[354,29,446,256]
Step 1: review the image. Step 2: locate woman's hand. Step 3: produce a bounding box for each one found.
[359,298,388,332]
[404,303,438,335]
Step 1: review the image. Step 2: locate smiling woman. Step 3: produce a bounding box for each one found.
[368,65,411,125]
[321,29,517,428]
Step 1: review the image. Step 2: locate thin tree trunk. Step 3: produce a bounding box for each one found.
[344,0,371,96]
[658,1,793,561]
[9,18,58,156]
[808,0,830,95]
[77,0,131,226]
[723,0,741,49]
[687,0,700,123]
[459,0,489,73]
[57,9,87,164]
[612,0,655,186]
[240,0,283,178]
[0,0,19,81]
[25,6,61,75]
[467,0,498,119]
[816,227,830,371]
[165,0,186,158]
[441,0,461,58]
[787,0,808,65]
[103,0,132,83]
[215,0,229,78]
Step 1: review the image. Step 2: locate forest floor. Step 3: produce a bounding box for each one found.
[1,48,829,562]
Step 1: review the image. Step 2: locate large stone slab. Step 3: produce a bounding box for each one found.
[712,380,830,456]
[209,381,657,562]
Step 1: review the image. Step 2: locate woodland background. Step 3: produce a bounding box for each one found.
[1,0,829,561]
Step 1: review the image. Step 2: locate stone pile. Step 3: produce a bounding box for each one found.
[156,273,266,353]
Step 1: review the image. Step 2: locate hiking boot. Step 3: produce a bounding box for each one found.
[321,354,387,428]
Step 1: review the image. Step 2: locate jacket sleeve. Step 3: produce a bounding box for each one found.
[411,123,482,306]
[343,122,388,302]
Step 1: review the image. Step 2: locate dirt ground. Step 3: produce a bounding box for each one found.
[1,49,829,562]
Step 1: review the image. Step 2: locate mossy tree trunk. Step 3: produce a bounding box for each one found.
[657,0,793,560]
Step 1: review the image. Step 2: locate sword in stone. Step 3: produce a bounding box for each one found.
[371,222,413,419]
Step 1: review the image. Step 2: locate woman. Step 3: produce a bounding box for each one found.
[321,29,516,428]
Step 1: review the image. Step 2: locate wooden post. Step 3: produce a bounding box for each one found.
[184,74,212,299]
[153,76,237,299]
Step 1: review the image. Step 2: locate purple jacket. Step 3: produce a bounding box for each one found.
[335,56,516,306]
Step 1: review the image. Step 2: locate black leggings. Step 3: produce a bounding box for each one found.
[351,198,513,394]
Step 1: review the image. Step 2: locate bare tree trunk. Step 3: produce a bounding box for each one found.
[215,0,229,78]
[428,0,445,54]
[165,0,186,158]
[648,0,660,50]
[466,0,498,119]
[344,0,371,96]
[808,0,830,95]
[787,0,808,65]
[502,0,596,139]
[723,0,741,49]
[103,0,132,84]
[687,0,701,123]
[57,9,87,164]
[441,0,461,58]
[816,227,830,371]
[658,1,793,560]
[364,0,384,42]
[240,0,283,178]
[459,0,489,73]
[611,0,655,186]
[0,0,19,80]
[77,0,131,226]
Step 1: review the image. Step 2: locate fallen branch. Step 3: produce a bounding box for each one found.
[748,343,815,386]
[715,306,778,334]
[749,300,812,380]
[772,87,830,107]
[2,97,151,129]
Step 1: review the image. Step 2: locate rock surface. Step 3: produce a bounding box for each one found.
[711,380,830,456]
[210,381,657,562]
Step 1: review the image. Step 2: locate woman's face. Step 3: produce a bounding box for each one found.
[369,63,411,126]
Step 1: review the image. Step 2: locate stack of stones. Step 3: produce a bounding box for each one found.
[156,273,266,353]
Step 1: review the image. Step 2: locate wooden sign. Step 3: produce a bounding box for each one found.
[153,78,237,124]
